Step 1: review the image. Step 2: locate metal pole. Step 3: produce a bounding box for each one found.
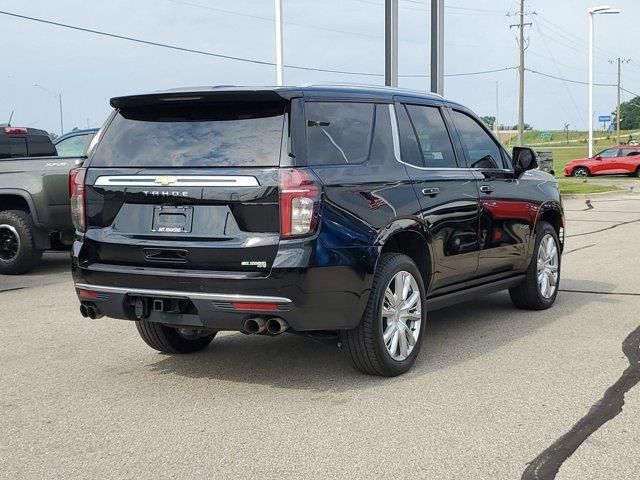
[616,57,621,145]
[274,0,284,86]
[495,81,499,137]
[517,0,525,146]
[588,12,594,157]
[430,0,444,95]
[384,0,398,87]
[58,94,64,136]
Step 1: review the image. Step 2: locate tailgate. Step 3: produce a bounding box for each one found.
[81,97,287,274]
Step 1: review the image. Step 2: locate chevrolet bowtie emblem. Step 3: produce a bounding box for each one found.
[154,176,175,186]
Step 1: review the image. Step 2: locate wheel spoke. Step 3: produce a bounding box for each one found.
[402,273,412,302]
[397,327,408,357]
[388,330,399,355]
[393,274,403,304]
[400,291,420,312]
[383,323,397,342]
[398,322,417,347]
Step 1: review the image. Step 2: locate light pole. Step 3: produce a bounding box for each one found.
[588,5,619,157]
[274,0,284,86]
[34,84,64,136]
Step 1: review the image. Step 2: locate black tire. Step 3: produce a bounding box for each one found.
[635,167,640,178]
[0,210,42,275]
[135,320,216,354]
[572,167,590,177]
[509,221,561,310]
[344,253,427,377]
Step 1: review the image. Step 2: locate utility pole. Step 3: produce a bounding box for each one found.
[274,0,284,86]
[511,0,531,146]
[58,94,64,136]
[430,0,444,95]
[384,0,399,87]
[610,57,630,145]
[494,81,499,137]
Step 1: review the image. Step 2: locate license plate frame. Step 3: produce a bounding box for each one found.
[151,206,193,233]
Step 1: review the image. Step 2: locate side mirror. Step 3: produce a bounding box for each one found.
[594,155,602,161]
[512,147,538,176]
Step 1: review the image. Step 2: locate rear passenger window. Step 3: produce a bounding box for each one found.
[396,104,424,167]
[305,102,375,165]
[451,110,503,169]
[8,137,28,158]
[405,105,458,168]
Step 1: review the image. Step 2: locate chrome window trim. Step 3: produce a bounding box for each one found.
[388,104,402,163]
[75,283,292,304]
[94,175,260,187]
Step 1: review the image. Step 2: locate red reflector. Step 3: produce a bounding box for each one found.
[3,126,27,135]
[231,302,279,311]
[77,289,98,299]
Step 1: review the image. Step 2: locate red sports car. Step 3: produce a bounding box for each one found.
[564,146,640,177]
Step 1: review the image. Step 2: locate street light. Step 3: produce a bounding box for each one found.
[33,84,64,136]
[588,5,620,157]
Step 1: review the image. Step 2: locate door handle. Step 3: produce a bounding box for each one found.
[421,187,440,197]
[479,185,494,194]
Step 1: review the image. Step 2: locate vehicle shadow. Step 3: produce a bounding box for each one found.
[146,281,620,392]
[0,252,70,290]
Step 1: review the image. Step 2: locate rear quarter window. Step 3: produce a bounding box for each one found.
[305,102,378,165]
[90,102,286,167]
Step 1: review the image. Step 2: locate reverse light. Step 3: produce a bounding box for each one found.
[279,169,322,239]
[69,167,86,232]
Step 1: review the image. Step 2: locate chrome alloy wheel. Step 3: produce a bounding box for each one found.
[0,224,20,262]
[382,271,422,361]
[537,234,559,299]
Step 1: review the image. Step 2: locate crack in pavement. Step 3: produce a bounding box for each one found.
[566,218,640,238]
[0,287,25,294]
[522,324,640,480]
[560,288,640,297]
[562,244,596,255]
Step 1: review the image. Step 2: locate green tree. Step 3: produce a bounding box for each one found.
[612,96,640,130]
[481,115,496,128]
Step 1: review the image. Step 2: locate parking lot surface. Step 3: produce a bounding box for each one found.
[2,194,640,479]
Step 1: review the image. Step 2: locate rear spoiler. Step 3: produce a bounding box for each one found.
[110,88,302,109]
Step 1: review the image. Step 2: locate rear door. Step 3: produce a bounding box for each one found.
[448,108,534,277]
[395,101,480,291]
[618,147,640,173]
[84,98,288,274]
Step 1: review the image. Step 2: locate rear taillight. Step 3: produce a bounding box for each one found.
[3,126,27,135]
[69,167,86,232]
[279,169,322,239]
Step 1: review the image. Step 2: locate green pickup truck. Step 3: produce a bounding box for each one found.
[0,126,96,274]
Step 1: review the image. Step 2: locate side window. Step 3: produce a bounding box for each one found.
[451,110,503,169]
[598,148,619,158]
[395,104,423,167]
[55,135,88,156]
[305,102,375,165]
[405,105,458,168]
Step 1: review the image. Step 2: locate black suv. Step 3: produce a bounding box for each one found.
[71,85,563,377]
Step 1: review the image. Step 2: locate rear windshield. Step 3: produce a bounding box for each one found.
[91,102,286,167]
[0,134,56,159]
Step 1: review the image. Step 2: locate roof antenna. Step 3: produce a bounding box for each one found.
[7,110,14,126]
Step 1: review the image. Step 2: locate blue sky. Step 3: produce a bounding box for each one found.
[1,0,639,134]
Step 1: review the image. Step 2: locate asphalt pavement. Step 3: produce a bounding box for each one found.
[1,194,640,479]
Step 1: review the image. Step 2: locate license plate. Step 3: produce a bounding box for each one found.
[151,206,193,233]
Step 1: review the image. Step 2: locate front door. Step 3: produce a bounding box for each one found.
[394,102,480,291]
[448,109,534,277]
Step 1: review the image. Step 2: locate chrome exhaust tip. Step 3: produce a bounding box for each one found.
[244,317,267,334]
[266,317,289,335]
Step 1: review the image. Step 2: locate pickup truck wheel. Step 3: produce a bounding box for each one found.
[135,320,216,354]
[509,221,561,310]
[0,210,42,275]
[344,253,426,377]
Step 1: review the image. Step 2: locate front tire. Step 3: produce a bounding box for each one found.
[344,253,426,377]
[135,320,216,354]
[572,167,590,177]
[509,221,561,310]
[0,210,42,275]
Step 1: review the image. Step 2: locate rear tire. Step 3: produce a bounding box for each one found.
[344,253,426,377]
[635,167,640,178]
[572,167,590,177]
[509,221,561,310]
[135,320,216,354]
[0,210,42,275]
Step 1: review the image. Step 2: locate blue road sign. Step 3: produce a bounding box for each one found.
[598,115,612,122]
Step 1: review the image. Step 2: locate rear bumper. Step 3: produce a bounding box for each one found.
[71,260,373,332]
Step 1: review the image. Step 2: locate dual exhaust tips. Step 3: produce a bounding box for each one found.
[79,303,103,320]
[244,317,289,335]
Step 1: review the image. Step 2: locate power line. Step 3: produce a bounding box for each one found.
[525,68,616,87]
[0,9,516,80]
[621,87,640,98]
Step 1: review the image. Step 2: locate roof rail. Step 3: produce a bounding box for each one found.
[304,82,444,98]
